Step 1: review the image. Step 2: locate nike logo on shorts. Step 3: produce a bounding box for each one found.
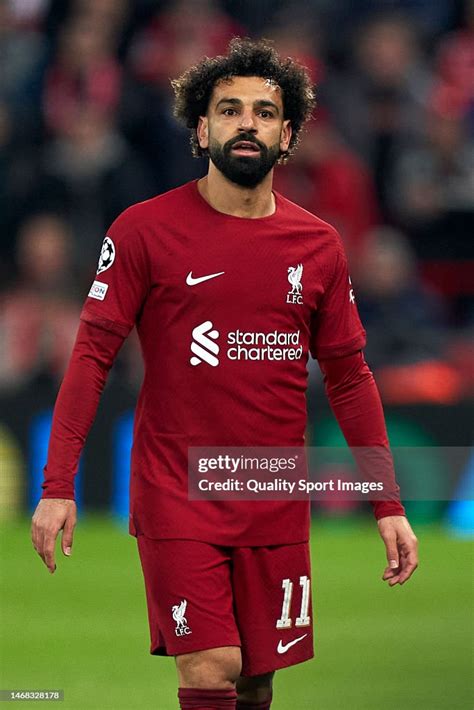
[186,271,225,286]
[277,633,308,654]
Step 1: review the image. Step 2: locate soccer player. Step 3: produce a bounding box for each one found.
[31,39,418,710]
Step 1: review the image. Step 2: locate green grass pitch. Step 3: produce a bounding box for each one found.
[1,516,472,709]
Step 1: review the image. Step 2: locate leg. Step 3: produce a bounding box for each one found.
[137,538,242,708]
[176,646,242,689]
[176,646,241,708]
[236,672,274,705]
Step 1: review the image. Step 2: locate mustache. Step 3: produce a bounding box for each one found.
[225,134,266,152]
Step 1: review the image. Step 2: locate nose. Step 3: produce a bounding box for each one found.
[237,109,257,133]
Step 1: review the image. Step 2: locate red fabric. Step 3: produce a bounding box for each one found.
[319,352,405,519]
[178,687,237,709]
[138,537,313,676]
[41,321,124,499]
[41,180,401,544]
[76,180,365,545]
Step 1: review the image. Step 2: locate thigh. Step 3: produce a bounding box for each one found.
[176,646,242,688]
[137,536,241,657]
[232,542,314,676]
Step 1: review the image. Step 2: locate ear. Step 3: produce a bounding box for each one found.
[280,119,292,153]
[197,116,209,150]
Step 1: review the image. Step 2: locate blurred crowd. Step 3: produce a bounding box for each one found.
[1,0,473,403]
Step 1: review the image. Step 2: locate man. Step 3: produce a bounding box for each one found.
[32,39,418,710]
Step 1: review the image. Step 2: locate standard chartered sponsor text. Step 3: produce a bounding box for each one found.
[227,329,303,361]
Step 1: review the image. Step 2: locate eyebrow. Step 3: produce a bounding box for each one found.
[215,97,280,115]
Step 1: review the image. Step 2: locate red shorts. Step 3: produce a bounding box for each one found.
[137,536,314,677]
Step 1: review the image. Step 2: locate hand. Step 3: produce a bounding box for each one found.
[377,515,418,587]
[31,499,77,574]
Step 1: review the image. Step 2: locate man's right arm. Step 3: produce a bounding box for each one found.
[32,204,151,572]
[31,320,125,573]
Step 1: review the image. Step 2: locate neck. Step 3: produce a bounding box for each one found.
[198,163,275,218]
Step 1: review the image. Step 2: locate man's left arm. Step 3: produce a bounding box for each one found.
[319,351,419,586]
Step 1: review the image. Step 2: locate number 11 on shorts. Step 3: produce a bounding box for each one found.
[276,576,311,629]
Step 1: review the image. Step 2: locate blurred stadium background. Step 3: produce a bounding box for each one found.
[0,0,473,708]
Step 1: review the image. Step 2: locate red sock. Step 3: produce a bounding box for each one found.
[178,687,237,709]
[236,694,272,710]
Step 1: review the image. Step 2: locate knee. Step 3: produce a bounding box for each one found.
[237,672,274,703]
[176,646,242,689]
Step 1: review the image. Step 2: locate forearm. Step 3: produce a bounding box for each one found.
[41,320,125,499]
[318,351,405,519]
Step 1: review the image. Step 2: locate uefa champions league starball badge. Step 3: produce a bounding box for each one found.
[96,236,116,274]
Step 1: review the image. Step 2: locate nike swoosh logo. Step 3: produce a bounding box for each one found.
[186,271,225,286]
[277,634,308,654]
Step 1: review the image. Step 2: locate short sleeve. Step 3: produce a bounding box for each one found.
[310,243,366,360]
[80,207,150,338]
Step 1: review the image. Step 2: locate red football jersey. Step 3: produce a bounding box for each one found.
[80,180,366,545]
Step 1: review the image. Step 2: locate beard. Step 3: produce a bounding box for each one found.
[208,132,281,188]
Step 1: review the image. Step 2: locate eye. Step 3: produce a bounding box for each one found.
[259,110,274,119]
[223,108,237,116]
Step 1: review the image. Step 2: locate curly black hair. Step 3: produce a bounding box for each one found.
[171,37,316,163]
